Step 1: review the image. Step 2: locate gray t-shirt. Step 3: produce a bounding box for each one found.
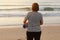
[25,12,43,32]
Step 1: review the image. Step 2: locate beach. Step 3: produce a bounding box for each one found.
[0,1,60,40]
[41,25,60,40]
[0,11,60,40]
[0,25,60,40]
[0,26,26,40]
[0,11,59,40]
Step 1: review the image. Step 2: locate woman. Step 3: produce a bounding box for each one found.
[23,3,43,40]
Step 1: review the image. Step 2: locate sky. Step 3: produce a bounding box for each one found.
[0,0,60,2]
[0,0,60,5]
[0,0,60,9]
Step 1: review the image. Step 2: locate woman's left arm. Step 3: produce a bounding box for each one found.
[23,18,27,24]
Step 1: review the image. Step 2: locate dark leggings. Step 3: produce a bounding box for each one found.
[26,31,41,40]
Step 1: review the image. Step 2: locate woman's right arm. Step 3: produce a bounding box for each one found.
[40,14,43,25]
[40,18,43,25]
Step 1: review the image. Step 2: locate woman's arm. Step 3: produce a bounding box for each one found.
[40,18,43,25]
[23,18,28,28]
[40,16,43,25]
[23,18,27,24]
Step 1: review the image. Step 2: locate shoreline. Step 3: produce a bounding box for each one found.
[0,24,60,28]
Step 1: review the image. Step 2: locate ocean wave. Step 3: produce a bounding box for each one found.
[0,13,60,17]
[43,13,60,16]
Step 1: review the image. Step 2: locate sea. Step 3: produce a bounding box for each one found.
[0,10,60,28]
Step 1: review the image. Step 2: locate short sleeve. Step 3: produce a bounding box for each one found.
[40,13,43,20]
[25,12,29,20]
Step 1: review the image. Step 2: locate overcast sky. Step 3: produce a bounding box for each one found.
[0,0,60,5]
[0,0,60,9]
[0,0,60,2]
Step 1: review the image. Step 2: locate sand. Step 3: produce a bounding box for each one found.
[0,25,60,40]
[41,25,60,40]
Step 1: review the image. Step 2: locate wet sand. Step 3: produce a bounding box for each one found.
[0,25,60,40]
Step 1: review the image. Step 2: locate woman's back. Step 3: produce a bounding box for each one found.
[26,12,43,32]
